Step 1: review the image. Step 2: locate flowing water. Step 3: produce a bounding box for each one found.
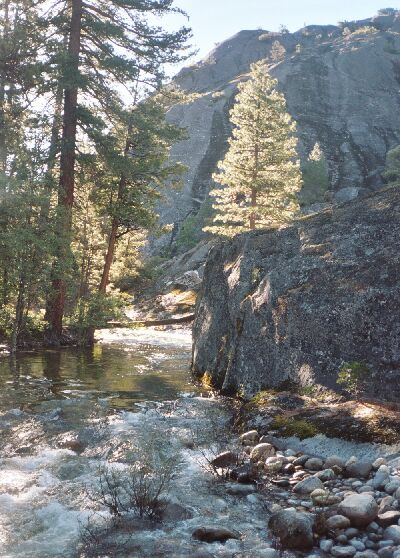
[0,328,273,558]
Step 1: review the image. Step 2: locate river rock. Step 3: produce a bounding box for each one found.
[326,455,346,469]
[339,494,379,527]
[269,508,314,549]
[384,480,400,495]
[377,511,400,528]
[240,430,259,445]
[250,443,275,462]
[373,459,387,470]
[346,461,373,479]
[226,483,256,495]
[265,456,284,473]
[332,546,357,557]
[293,455,309,467]
[305,457,324,471]
[192,526,241,543]
[211,451,237,468]
[316,468,337,481]
[383,526,400,544]
[230,463,257,483]
[327,515,352,530]
[379,496,395,514]
[294,476,324,494]
[371,467,391,490]
[354,552,379,558]
[320,539,334,553]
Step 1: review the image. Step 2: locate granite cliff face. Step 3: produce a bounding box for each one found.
[159,11,400,248]
[192,187,400,402]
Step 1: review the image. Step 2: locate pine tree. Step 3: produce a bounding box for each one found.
[205,61,302,237]
[299,142,330,206]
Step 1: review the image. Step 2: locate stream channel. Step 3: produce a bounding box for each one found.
[0,328,274,558]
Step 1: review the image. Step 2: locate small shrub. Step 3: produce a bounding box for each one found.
[351,26,378,36]
[271,415,320,439]
[337,361,370,395]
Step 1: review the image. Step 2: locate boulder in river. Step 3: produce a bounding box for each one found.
[269,508,314,549]
[293,476,324,495]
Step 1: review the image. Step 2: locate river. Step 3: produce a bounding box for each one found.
[0,328,273,558]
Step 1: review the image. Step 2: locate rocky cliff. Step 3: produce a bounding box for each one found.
[192,187,400,402]
[158,11,400,250]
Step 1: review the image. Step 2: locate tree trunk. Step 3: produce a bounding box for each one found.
[249,188,257,230]
[99,216,119,294]
[47,0,83,341]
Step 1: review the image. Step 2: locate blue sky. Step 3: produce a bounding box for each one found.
[164,1,400,66]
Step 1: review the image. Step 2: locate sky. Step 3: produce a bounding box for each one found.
[163,0,400,69]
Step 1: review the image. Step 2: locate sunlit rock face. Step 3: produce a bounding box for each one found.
[157,12,400,249]
[192,187,400,402]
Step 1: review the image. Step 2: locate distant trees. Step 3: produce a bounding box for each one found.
[205,61,302,237]
[299,143,330,206]
[383,145,400,187]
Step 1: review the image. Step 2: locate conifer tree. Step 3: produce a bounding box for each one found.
[205,61,301,237]
[383,145,400,188]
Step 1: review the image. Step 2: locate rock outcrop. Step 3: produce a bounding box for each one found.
[192,187,400,402]
[157,11,400,249]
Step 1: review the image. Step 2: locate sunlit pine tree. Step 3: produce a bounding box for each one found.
[205,61,302,237]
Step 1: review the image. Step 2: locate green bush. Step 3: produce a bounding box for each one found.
[67,292,128,338]
[337,361,370,395]
[271,415,320,439]
[115,256,167,292]
[351,26,378,36]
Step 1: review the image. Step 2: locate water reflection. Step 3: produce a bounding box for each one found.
[0,336,194,412]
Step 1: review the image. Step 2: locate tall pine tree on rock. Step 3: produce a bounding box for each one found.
[205,61,302,237]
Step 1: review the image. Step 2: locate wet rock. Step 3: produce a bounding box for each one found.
[163,502,194,521]
[305,458,324,471]
[383,526,400,544]
[211,451,237,468]
[230,463,257,483]
[293,476,324,495]
[338,494,379,527]
[327,515,352,530]
[250,443,275,462]
[192,526,241,543]
[331,545,357,557]
[226,483,256,496]
[268,508,314,549]
[354,552,379,558]
[240,430,259,446]
[350,539,366,552]
[377,512,400,528]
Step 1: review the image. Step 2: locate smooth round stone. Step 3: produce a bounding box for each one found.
[331,545,357,557]
[337,535,349,544]
[351,540,367,551]
[373,459,387,470]
[320,539,334,553]
[346,528,360,538]
[327,515,352,530]
[378,548,394,558]
[305,457,324,471]
[378,541,395,549]
[385,482,400,495]
[325,455,346,469]
[383,526,400,544]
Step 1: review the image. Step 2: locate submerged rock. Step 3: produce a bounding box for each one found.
[192,526,241,543]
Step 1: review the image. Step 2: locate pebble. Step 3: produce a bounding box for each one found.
[305,457,324,471]
[351,540,367,551]
[320,539,334,552]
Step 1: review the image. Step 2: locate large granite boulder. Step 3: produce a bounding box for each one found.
[154,12,400,251]
[192,188,400,402]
